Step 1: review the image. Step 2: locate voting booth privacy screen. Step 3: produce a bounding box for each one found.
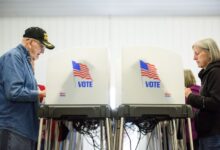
[45,47,184,106]
[45,48,110,105]
[119,47,185,105]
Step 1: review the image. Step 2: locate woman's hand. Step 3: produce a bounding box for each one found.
[185,88,192,98]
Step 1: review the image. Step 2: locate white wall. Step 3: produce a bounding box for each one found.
[1,16,220,107]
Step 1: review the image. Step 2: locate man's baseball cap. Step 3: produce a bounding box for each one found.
[23,27,55,49]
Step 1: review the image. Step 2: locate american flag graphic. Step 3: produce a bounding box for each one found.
[140,60,160,80]
[72,61,92,80]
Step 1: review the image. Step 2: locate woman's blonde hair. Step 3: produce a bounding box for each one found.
[192,38,220,63]
[184,69,196,88]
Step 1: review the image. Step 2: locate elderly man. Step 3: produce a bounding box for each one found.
[0,27,55,150]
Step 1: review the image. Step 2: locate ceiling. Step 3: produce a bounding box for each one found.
[0,0,220,17]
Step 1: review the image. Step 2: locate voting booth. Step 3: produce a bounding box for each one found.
[114,47,193,150]
[38,48,112,150]
[120,47,184,105]
[45,48,109,105]
[38,47,193,150]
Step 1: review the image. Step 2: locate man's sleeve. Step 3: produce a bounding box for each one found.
[3,53,38,102]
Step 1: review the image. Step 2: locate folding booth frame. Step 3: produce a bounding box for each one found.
[37,104,112,150]
[114,104,194,150]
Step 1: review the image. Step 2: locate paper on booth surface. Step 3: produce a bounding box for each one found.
[45,48,110,105]
[119,47,185,105]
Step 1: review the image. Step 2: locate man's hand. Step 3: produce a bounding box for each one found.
[38,89,46,100]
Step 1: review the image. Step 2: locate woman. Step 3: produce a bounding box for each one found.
[185,38,220,150]
[184,69,200,150]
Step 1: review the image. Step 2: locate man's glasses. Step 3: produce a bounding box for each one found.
[31,39,45,52]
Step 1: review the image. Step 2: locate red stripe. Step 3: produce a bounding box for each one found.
[141,69,160,80]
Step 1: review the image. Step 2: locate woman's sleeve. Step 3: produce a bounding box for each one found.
[188,69,220,112]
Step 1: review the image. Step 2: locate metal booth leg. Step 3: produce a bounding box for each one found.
[44,119,52,150]
[37,118,44,150]
[100,120,104,150]
[113,117,124,150]
[118,117,125,150]
[105,118,111,150]
[187,118,194,150]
